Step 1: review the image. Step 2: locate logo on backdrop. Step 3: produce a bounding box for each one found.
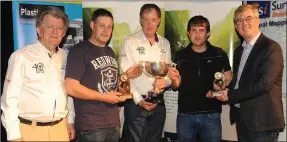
[19,4,64,21]
[247,1,271,18]
[247,1,286,18]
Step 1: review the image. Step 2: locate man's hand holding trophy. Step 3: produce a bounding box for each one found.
[139,61,176,104]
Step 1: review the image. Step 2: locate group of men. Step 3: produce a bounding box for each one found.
[1,3,285,142]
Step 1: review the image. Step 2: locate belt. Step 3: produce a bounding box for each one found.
[18,117,63,126]
[178,110,220,114]
[142,95,165,105]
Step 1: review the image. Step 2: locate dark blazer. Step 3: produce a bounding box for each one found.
[228,33,285,132]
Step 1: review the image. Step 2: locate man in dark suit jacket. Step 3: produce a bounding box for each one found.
[216,4,285,142]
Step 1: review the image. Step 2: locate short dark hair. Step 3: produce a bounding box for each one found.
[92,8,113,23]
[140,3,161,18]
[187,15,210,33]
[36,6,68,31]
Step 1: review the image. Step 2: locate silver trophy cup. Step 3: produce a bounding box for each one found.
[139,61,176,103]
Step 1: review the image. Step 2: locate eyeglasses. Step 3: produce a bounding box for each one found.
[42,23,65,32]
[235,16,258,25]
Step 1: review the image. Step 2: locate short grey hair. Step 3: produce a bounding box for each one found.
[36,6,69,31]
[234,4,259,24]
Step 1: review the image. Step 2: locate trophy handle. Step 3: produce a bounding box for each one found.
[170,62,177,68]
[139,61,154,78]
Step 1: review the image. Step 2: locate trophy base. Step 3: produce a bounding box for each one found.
[118,93,133,101]
[145,92,164,104]
[212,92,222,97]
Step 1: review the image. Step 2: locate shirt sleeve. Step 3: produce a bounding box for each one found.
[1,52,24,140]
[221,49,232,71]
[65,46,86,81]
[66,96,75,124]
[165,40,172,64]
[119,39,144,104]
[164,39,172,86]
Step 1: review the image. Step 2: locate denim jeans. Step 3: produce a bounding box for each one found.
[177,112,222,142]
[77,126,120,142]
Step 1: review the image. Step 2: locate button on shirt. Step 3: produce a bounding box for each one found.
[119,30,172,104]
[1,41,75,140]
[234,32,261,108]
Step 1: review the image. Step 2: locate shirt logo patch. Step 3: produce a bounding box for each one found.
[101,67,118,92]
[136,46,145,55]
[32,63,44,73]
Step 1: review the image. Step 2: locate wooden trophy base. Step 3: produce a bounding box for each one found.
[118,93,133,101]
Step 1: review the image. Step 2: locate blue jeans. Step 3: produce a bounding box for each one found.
[177,112,222,142]
[77,126,120,142]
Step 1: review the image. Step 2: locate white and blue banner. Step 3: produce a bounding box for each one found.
[12,1,83,50]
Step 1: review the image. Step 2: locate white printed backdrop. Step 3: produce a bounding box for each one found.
[82,1,286,141]
[11,0,286,141]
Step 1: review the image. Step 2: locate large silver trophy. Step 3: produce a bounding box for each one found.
[139,61,176,103]
[212,72,225,96]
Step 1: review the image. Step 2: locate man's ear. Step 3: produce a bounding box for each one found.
[157,19,161,28]
[207,32,210,39]
[187,31,190,39]
[62,32,66,37]
[36,27,41,38]
[90,21,95,30]
[139,19,143,27]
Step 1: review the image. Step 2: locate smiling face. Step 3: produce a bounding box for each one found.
[140,8,161,38]
[89,16,113,47]
[36,14,66,51]
[235,8,260,41]
[187,24,210,47]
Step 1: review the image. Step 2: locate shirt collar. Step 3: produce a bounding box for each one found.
[140,30,159,43]
[36,40,59,55]
[242,32,261,48]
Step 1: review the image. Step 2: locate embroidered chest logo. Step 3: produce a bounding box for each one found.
[32,63,44,73]
[136,46,145,55]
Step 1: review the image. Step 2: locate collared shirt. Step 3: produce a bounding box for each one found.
[234,32,261,108]
[119,30,172,104]
[1,41,75,140]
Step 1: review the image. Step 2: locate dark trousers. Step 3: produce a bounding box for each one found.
[77,126,120,142]
[120,100,166,142]
[234,108,279,142]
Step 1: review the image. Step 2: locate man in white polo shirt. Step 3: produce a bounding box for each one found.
[1,7,75,141]
[119,3,179,142]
